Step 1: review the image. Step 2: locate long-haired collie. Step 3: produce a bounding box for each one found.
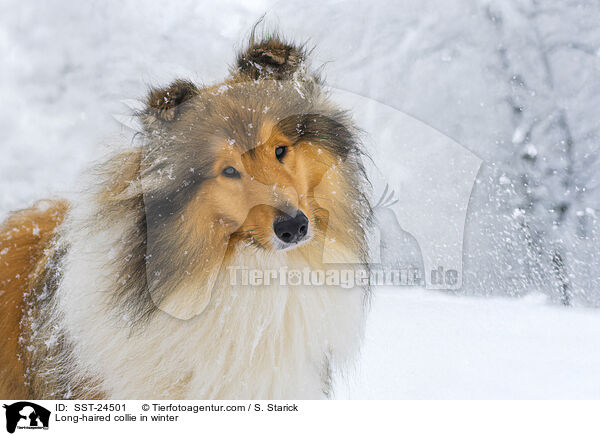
[0,33,372,399]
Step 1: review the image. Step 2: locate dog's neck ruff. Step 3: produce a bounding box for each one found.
[48,200,366,399]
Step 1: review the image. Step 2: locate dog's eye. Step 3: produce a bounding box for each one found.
[221,166,240,178]
[275,145,288,162]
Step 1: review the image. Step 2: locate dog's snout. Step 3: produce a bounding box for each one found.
[273,211,309,244]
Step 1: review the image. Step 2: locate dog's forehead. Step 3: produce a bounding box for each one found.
[183,80,340,162]
[206,81,311,136]
[216,115,282,156]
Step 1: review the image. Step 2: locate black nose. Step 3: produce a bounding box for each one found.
[273,211,309,244]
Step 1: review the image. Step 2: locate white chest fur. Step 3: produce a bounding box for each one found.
[54,208,366,399]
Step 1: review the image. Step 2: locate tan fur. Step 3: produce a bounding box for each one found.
[0,200,68,399]
[2,34,371,399]
[187,127,331,251]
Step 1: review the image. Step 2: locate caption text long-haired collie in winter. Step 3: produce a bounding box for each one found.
[0,33,372,399]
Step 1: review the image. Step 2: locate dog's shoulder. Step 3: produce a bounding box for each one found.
[0,199,69,399]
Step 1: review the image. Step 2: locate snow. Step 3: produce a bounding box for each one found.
[1,0,600,398]
[336,288,600,399]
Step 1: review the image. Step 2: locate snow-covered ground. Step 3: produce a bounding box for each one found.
[336,288,600,399]
[2,1,600,399]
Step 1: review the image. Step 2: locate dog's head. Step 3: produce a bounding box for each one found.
[106,35,371,319]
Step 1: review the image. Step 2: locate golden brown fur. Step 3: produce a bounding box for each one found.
[1,32,371,399]
[0,200,68,399]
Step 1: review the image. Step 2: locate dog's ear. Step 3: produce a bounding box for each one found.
[144,79,199,123]
[235,35,306,81]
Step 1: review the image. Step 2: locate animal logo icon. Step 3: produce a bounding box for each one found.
[3,402,50,433]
